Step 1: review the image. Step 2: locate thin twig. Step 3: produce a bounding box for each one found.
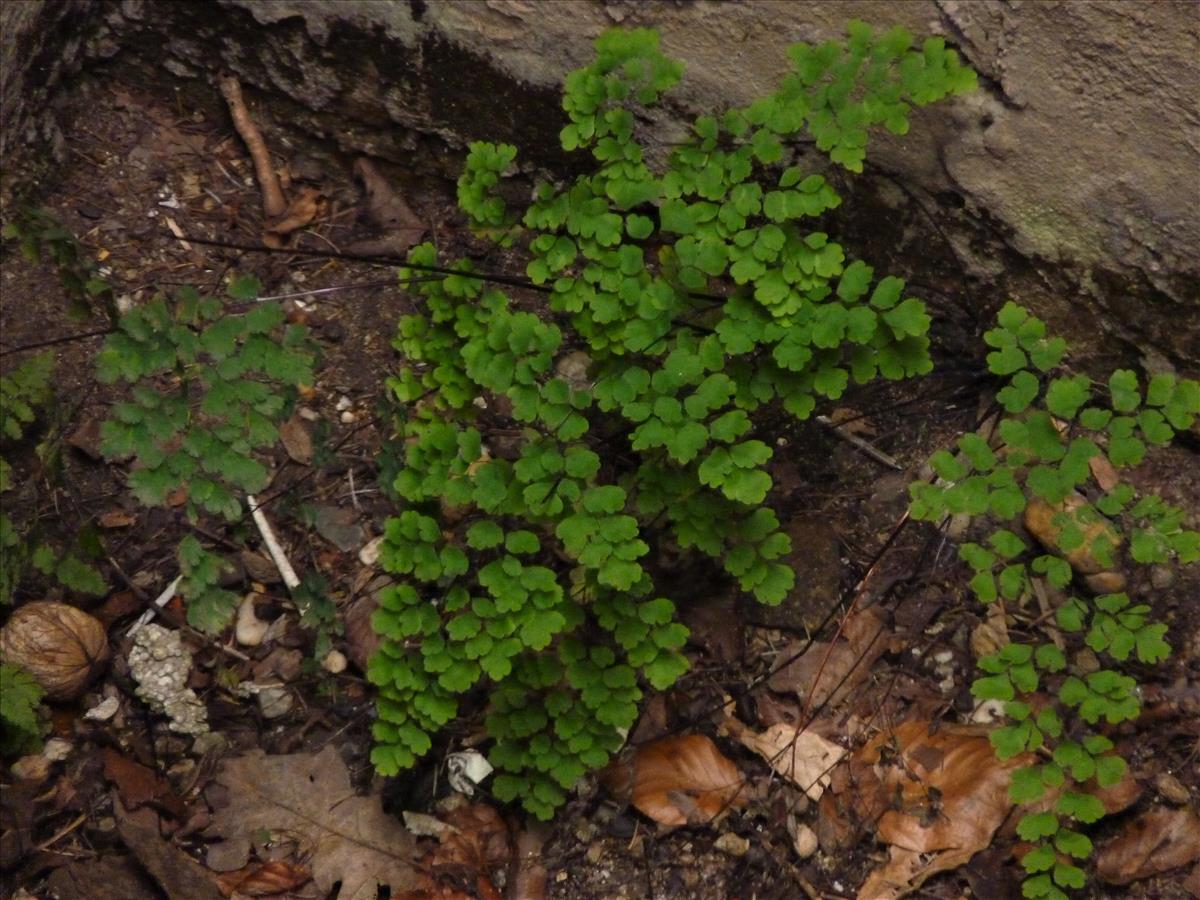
[126,575,183,637]
[247,493,300,590]
[815,414,902,470]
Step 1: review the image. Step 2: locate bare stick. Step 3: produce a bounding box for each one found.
[126,575,183,637]
[219,74,287,218]
[815,414,902,470]
[247,494,300,590]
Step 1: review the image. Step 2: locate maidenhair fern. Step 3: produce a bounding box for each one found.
[372,23,976,819]
[97,276,315,631]
[910,302,1199,899]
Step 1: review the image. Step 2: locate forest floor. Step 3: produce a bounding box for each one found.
[1,59,1198,900]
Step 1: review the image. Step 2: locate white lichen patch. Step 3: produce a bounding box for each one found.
[127,624,209,735]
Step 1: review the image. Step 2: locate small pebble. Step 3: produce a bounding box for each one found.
[340,411,357,424]
[84,696,120,722]
[714,832,750,857]
[1156,773,1190,804]
[43,739,72,762]
[792,823,819,859]
[335,396,353,411]
[256,686,294,719]
[358,535,384,566]
[11,755,51,781]
[322,650,347,674]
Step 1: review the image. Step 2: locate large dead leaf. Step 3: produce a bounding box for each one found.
[1096,807,1200,885]
[602,735,747,828]
[854,720,1031,900]
[722,716,844,801]
[204,746,418,899]
[769,607,892,711]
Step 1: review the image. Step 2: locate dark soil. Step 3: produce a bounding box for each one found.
[1,57,1197,900]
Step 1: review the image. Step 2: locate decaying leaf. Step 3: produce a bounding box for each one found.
[602,735,747,828]
[769,606,892,711]
[266,185,325,237]
[279,413,314,465]
[1096,807,1200,885]
[204,746,418,898]
[852,719,1032,899]
[216,859,312,897]
[723,716,844,801]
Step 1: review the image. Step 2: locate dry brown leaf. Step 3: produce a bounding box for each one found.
[1096,807,1200,885]
[102,748,186,819]
[216,859,312,896]
[970,602,1010,659]
[266,185,324,236]
[603,735,747,828]
[723,717,844,801]
[768,607,890,711]
[204,746,418,898]
[353,157,425,236]
[279,413,314,465]
[98,510,136,528]
[855,719,1032,900]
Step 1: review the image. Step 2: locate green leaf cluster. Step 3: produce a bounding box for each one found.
[0,661,45,755]
[1,353,105,604]
[96,278,315,632]
[1,207,116,321]
[910,303,1198,897]
[374,23,975,819]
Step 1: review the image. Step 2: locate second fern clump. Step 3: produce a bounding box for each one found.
[910,302,1199,900]
[371,23,977,818]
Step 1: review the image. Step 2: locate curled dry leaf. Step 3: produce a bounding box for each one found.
[266,185,324,237]
[723,716,844,801]
[852,719,1032,900]
[602,735,747,828]
[1096,807,1200,885]
[216,859,312,897]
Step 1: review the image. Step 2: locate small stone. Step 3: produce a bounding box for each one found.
[1156,773,1190,804]
[256,685,293,719]
[235,594,270,647]
[1084,571,1126,594]
[191,732,228,756]
[358,535,384,566]
[1074,647,1101,674]
[84,696,120,722]
[11,755,51,781]
[585,842,605,864]
[335,395,352,411]
[792,823,819,859]
[322,650,347,674]
[240,550,281,584]
[714,832,750,857]
[314,506,364,552]
[42,739,72,762]
[1150,566,1175,590]
[298,406,320,422]
[340,410,357,424]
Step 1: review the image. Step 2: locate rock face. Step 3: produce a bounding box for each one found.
[2,0,1197,366]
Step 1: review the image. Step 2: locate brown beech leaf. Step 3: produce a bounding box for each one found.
[99,509,137,528]
[1096,807,1200,885]
[102,748,186,819]
[855,719,1032,900]
[278,413,314,465]
[603,735,747,828]
[204,746,418,898]
[216,859,312,897]
[266,185,324,236]
[722,717,844,801]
